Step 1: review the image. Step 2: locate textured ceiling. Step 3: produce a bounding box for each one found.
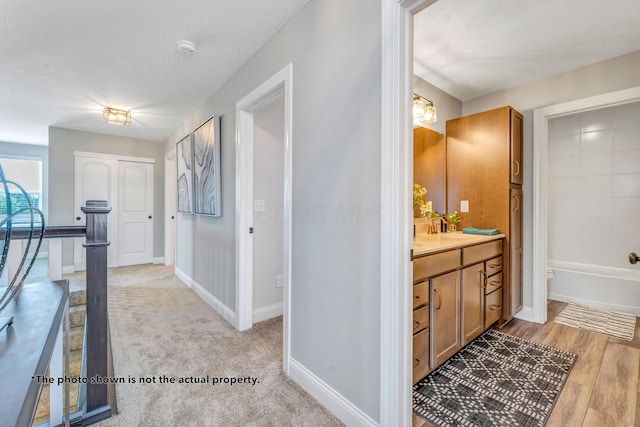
[414,0,640,101]
[0,0,309,145]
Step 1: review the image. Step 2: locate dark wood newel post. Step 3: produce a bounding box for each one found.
[81,200,112,421]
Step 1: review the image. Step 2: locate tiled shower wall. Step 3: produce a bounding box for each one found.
[548,101,640,270]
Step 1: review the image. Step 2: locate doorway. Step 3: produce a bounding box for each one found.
[165,150,176,266]
[252,97,285,322]
[532,86,640,323]
[235,63,293,374]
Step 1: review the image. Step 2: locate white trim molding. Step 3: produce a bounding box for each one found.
[153,257,165,265]
[289,358,377,427]
[175,267,236,326]
[62,265,75,275]
[532,85,640,324]
[73,150,155,164]
[253,302,283,323]
[381,0,415,425]
[235,63,293,376]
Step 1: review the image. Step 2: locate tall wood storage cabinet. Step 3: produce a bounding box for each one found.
[446,106,523,322]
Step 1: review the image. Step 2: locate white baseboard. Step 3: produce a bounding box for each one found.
[62,266,75,275]
[288,358,378,427]
[514,305,534,322]
[174,267,236,326]
[549,292,640,317]
[153,257,165,265]
[253,302,283,323]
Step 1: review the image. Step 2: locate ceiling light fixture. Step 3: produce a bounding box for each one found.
[413,94,437,128]
[103,107,131,126]
[177,40,197,55]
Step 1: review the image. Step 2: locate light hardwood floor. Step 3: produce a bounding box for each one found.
[413,300,640,427]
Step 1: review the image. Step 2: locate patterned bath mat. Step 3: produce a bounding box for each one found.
[554,302,636,341]
[413,329,577,427]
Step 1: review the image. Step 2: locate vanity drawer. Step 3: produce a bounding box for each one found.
[463,240,502,266]
[414,249,460,281]
[413,328,430,384]
[485,288,503,328]
[485,256,503,276]
[413,305,430,333]
[485,272,503,295]
[413,281,430,309]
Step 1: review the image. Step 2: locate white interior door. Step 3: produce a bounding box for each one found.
[118,161,154,266]
[74,156,118,270]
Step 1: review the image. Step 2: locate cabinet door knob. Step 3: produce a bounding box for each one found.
[513,160,521,176]
[434,289,442,310]
[489,304,502,311]
[480,270,488,289]
[630,252,639,265]
[76,216,81,221]
[489,263,501,269]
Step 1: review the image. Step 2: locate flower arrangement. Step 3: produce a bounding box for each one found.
[412,184,430,218]
[446,211,461,231]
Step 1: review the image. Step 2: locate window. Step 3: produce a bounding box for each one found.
[0,158,43,225]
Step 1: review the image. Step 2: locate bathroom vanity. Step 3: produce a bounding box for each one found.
[412,232,505,384]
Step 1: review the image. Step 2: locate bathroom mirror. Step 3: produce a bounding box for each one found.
[413,127,445,216]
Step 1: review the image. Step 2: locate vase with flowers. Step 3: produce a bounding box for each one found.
[446,211,461,232]
[412,183,431,219]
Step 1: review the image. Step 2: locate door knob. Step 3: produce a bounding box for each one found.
[630,252,639,265]
[148,215,152,219]
[76,216,81,221]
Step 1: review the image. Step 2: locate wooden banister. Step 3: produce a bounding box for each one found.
[80,200,112,424]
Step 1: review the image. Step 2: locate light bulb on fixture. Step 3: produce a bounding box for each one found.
[413,94,437,128]
[103,107,131,126]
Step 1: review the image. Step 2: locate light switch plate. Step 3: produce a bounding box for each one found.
[461,200,469,212]
[254,199,266,212]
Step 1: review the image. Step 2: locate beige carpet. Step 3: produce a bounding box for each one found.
[92,265,342,427]
[554,302,637,341]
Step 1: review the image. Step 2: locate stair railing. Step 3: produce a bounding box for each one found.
[1,200,112,427]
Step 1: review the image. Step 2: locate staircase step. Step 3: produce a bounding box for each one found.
[70,325,84,352]
[69,305,85,328]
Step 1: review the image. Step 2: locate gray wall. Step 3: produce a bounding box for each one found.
[49,127,165,267]
[413,74,462,134]
[461,50,640,314]
[253,97,285,312]
[167,0,381,419]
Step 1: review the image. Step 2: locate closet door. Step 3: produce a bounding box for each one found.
[118,161,154,266]
[74,156,118,270]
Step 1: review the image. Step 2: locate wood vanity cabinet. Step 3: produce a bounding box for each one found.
[446,106,523,323]
[412,238,504,383]
[431,270,461,368]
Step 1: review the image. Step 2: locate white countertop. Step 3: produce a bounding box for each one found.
[413,231,505,257]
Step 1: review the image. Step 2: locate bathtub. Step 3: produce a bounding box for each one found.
[547,260,640,316]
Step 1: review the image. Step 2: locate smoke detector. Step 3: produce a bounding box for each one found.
[177,40,197,55]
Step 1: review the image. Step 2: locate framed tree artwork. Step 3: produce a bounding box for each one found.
[192,116,221,216]
[176,134,193,213]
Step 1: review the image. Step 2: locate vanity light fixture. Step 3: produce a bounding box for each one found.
[102,107,131,126]
[413,94,437,128]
